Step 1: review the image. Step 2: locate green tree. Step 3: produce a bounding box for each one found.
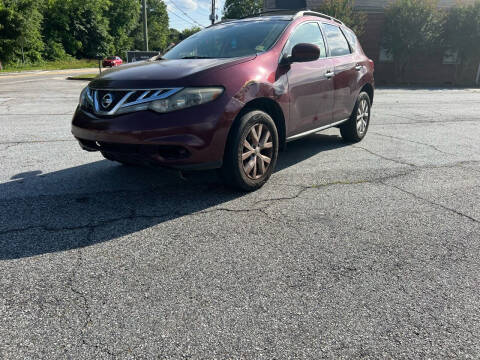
[315,0,366,36]
[382,0,443,82]
[108,0,141,56]
[133,0,169,51]
[223,0,262,19]
[180,26,202,40]
[443,1,480,85]
[168,28,181,46]
[42,0,113,59]
[0,0,44,64]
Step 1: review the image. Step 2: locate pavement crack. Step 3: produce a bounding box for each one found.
[254,187,310,206]
[197,207,269,216]
[382,182,480,224]
[353,145,417,167]
[373,118,480,126]
[67,227,144,357]
[370,131,455,155]
[0,211,169,236]
[0,139,75,148]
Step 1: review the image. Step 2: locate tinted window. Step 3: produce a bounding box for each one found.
[284,22,327,58]
[343,28,357,52]
[323,24,351,57]
[164,20,288,59]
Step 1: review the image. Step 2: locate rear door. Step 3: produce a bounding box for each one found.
[283,21,335,135]
[322,23,358,121]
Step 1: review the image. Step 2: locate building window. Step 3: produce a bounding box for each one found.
[379,47,393,62]
[443,49,460,65]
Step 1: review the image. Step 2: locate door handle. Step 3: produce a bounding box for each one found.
[355,64,363,71]
[325,70,334,79]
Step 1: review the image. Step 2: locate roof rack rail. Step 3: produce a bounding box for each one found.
[213,9,299,25]
[210,9,344,26]
[294,10,344,25]
[236,9,301,20]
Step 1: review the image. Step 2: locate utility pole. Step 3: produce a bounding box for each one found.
[142,0,149,51]
[210,0,216,25]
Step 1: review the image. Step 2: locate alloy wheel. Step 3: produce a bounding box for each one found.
[356,99,369,135]
[242,123,273,180]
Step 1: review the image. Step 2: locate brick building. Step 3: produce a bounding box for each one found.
[264,0,477,85]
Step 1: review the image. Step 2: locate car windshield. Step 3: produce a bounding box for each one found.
[164,20,289,59]
[106,56,116,60]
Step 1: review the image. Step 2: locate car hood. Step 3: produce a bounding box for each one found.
[90,56,255,89]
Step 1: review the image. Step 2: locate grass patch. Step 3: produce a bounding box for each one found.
[67,73,98,81]
[1,59,99,72]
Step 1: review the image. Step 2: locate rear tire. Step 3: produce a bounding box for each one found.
[221,110,279,192]
[340,91,371,143]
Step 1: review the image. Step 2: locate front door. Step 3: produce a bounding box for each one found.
[283,21,335,136]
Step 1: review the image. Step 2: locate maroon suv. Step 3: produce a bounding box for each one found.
[73,11,374,191]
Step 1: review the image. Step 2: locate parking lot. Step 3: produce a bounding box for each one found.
[1,72,480,358]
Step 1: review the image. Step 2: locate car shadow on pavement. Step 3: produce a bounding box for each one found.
[1,133,347,260]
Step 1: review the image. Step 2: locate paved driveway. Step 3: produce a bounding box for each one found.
[1,74,479,358]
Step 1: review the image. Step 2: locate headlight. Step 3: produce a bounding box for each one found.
[79,86,94,109]
[115,87,224,115]
[79,87,87,106]
[149,87,223,113]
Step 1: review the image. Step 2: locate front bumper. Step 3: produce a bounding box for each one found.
[71,97,235,169]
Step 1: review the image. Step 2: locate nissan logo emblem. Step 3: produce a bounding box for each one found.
[101,93,113,109]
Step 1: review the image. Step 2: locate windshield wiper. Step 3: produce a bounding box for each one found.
[181,56,214,59]
[149,54,165,61]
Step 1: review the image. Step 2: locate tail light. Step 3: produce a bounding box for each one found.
[368,59,375,72]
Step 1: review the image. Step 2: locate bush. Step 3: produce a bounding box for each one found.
[382,0,443,82]
[44,41,72,61]
[443,1,480,85]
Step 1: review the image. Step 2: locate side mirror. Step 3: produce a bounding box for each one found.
[284,43,320,64]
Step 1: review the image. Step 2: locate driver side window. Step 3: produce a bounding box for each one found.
[283,22,327,58]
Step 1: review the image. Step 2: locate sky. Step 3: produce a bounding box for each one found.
[164,0,227,31]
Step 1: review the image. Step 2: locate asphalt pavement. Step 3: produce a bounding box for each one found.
[1,72,479,359]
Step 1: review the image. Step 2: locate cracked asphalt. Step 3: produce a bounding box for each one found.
[1,72,480,359]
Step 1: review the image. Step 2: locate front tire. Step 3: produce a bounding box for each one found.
[340,91,371,143]
[221,110,279,191]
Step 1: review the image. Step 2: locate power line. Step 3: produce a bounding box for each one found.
[165,0,205,28]
[167,8,201,28]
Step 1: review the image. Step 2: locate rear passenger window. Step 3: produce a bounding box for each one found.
[342,28,357,52]
[283,22,327,58]
[323,24,351,57]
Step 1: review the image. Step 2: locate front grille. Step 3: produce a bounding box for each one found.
[95,90,130,112]
[82,87,183,116]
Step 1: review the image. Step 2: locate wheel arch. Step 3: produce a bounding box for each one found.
[228,97,287,152]
[360,83,374,105]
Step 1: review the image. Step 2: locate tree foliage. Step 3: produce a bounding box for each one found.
[382,0,443,81]
[133,0,169,51]
[108,0,141,56]
[0,0,171,65]
[223,0,262,19]
[0,0,44,63]
[166,27,201,52]
[443,0,480,83]
[315,0,366,36]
